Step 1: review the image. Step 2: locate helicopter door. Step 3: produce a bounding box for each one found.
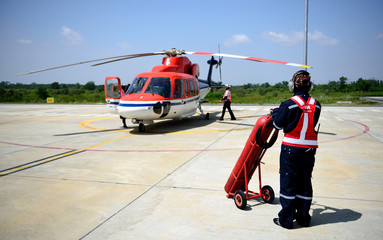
[104,77,122,114]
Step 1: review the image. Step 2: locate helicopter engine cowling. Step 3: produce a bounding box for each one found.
[153,101,171,118]
[153,102,161,114]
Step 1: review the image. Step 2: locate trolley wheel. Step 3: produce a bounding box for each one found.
[234,190,247,210]
[261,185,275,203]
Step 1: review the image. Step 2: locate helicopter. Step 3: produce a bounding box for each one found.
[16,48,311,132]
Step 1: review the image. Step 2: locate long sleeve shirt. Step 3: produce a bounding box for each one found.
[272,92,321,134]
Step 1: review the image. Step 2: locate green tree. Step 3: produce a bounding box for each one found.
[37,87,49,99]
[261,82,270,88]
[0,81,10,87]
[355,78,370,92]
[61,84,69,94]
[51,82,60,89]
[84,81,96,90]
[327,80,339,91]
[339,76,347,91]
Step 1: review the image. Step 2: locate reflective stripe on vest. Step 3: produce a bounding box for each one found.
[282,96,318,148]
[223,90,232,102]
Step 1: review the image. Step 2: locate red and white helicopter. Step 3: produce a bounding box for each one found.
[17,48,311,132]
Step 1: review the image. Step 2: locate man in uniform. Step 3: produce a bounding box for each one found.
[219,85,236,120]
[272,70,321,229]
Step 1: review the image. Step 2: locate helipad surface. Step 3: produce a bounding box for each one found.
[0,104,382,239]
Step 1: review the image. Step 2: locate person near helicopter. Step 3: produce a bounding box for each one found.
[219,85,236,120]
[271,70,321,229]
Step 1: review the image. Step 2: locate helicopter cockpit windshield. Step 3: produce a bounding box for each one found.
[126,77,148,94]
[145,77,171,98]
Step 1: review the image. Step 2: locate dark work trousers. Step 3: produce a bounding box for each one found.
[278,145,316,229]
[221,101,236,119]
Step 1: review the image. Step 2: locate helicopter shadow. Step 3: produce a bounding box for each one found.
[53,111,225,137]
[142,112,273,135]
[142,111,222,134]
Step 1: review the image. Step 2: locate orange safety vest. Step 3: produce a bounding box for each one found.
[223,90,232,102]
[282,96,318,148]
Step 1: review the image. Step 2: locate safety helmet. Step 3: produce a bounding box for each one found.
[288,70,313,92]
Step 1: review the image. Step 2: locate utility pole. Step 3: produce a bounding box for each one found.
[304,0,309,70]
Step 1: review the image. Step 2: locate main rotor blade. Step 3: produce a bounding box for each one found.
[184,51,312,68]
[15,52,165,76]
[15,48,312,76]
[91,52,165,66]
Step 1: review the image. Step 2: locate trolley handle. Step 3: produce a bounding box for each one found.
[255,115,279,149]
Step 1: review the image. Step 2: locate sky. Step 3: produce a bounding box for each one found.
[1,0,382,86]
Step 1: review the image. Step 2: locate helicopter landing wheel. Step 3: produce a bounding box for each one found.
[234,190,247,210]
[261,185,275,203]
[205,113,210,120]
[138,123,146,132]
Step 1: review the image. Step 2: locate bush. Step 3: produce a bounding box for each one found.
[36,87,49,100]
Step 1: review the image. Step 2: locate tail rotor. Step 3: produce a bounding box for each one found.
[216,44,223,80]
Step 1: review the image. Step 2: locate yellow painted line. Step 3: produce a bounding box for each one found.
[0,150,83,176]
[79,116,255,134]
[0,133,135,177]
[79,116,130,132]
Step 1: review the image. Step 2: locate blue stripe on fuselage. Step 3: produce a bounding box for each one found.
[118,103,154,107]
[118,97,199,108]
[107,101,119,105]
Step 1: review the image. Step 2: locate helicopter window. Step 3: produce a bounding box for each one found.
[184,79,189,97]
[195,81,199,95]
[126,77,148,94]
[174,79,185,99]
[145,77,171,98]
[112,84,119,93]
[189,80,196,96]
[106,79,120,98]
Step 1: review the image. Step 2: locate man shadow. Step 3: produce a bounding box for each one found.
[246,197,362,227]
[310,202,362,227]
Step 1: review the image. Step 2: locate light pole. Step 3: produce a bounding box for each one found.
[304,0,309,70]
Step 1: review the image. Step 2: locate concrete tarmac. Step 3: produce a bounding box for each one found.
[0,103,382,239]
